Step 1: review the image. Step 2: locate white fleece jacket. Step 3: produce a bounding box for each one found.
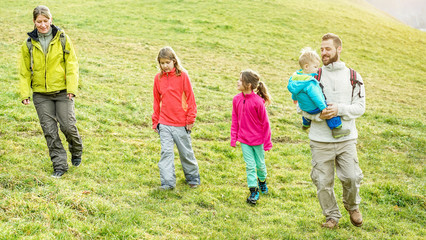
[300,61,366,142]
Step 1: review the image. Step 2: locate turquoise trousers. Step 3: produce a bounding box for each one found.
[241,143,267,188]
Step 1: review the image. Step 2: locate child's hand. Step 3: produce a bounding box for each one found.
[293,100,298,104]
[186,124,194,131]
[154,129,158,133]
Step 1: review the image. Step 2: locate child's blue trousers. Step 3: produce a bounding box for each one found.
[241,143,267,188]
[302,108,342,129]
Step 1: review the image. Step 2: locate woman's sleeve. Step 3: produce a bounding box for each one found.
[19,40,32,101]
[64,35,79,96]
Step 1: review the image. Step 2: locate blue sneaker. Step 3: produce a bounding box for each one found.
[258,178,268,194]
[246,187,260,205]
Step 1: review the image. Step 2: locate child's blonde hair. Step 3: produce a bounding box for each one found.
[298,47,321,69]
[240,69,271,107]
[157,46,185,77]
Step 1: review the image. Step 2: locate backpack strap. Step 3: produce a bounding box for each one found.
[349,68,364,98]
[26,37,34,75]
[59,32,69,62]
[314,68,326,100]
[314,68,322,81]
[315,67,364,99]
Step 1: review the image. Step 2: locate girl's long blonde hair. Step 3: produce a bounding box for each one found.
[157,46,185,77]
[240,69,271,107]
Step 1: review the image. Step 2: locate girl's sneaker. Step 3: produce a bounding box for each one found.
[246,187,259,205]
[258,178,268,194]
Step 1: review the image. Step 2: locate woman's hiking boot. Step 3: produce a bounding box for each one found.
[72,156,82,167]
[51,170,65,178]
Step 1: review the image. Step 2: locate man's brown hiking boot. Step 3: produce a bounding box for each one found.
[347,208,363,227]
[321,219,338,229]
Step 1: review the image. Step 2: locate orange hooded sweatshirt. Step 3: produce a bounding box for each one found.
[152,68,197,129]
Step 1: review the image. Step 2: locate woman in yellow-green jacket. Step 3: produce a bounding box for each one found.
[19,5,83,178]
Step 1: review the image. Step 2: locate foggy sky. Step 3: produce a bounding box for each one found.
[366,0,426,30]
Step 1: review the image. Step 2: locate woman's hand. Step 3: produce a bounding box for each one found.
[67,93,75,100]
[22,99,30,105]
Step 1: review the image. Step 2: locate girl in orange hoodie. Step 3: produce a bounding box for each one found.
[152,47,200,190]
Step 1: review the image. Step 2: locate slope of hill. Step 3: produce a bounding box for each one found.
[0,0,424,239]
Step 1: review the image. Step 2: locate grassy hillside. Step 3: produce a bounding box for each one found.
[1,0,425,239]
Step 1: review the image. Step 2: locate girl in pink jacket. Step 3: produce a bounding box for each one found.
[230,69,272,205]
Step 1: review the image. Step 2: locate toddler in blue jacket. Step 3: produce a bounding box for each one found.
[287,47,350,138]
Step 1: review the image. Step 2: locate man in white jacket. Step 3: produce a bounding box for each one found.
[302,33,365,228]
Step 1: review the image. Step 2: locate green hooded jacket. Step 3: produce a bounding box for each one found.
[19,25,79,101]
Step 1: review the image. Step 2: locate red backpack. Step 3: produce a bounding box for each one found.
[314,68,364,99]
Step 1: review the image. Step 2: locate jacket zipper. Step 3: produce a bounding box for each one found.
[43,35,56,91]
[45,52,48,91]
[242,93,246,120]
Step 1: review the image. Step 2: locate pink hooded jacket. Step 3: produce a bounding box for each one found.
[230,91,272,151]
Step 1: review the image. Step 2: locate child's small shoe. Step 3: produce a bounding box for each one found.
[332,127,350,138]
[246,187,260,205]
[302,117,311,130]
[258,178,268,194]
[302,125,310,130]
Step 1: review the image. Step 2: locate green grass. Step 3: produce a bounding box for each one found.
[1,0,425,239]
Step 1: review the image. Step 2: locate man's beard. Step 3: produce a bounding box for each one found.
[322,52,339,65]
